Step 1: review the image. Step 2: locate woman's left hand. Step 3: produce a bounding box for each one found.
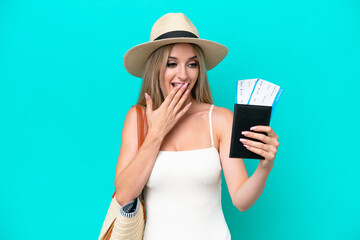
[240,126,279,170]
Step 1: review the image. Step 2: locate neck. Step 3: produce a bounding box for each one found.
[181,96,198,115]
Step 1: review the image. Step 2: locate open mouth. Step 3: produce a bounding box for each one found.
[171,83,186,88]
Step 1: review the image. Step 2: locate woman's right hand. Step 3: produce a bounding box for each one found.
[144,83,192,138]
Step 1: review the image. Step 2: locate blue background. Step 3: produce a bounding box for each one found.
[1,0,359,239]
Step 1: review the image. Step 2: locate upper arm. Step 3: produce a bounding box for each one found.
[215,106,249,203]
[114,106,139,185]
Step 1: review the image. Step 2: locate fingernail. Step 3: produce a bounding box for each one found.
[185,89,190,95]
[244,144,251,149]
[239,138,247,143]
[242,131,249,135]
[182,83,188,88]
[250,126,257,131]
[145,93,149,100]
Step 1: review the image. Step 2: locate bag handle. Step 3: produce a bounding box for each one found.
[135,105,148,150]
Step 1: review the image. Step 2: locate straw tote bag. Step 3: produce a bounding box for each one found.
[99,105,148,240]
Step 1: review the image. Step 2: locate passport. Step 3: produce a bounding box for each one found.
[229,104,272,159]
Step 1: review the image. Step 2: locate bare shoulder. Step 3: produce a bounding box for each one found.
[122,105,146,147]
[212,105,233,118]
[123,105,138,129]
[212,105,233,128]
[125,105,145,121]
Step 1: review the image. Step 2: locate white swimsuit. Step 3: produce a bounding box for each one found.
[143,104,231,240]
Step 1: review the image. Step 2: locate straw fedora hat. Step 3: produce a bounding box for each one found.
[123,13,229,78]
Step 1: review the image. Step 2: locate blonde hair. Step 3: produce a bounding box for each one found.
[136,43,213,110]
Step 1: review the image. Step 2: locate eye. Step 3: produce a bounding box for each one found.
[188,62,199,68]
[167,62,177,67]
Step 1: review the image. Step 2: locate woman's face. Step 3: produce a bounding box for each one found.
[161,43,199,99]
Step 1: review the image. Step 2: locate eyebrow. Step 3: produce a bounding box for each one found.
[168,56,198,60]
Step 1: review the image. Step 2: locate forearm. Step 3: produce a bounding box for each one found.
[115,130,164,206]
[233,164,272,212]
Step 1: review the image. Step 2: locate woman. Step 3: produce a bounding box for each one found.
[114,13,279,239]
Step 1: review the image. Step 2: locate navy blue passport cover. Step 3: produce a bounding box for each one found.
[229,104,272,160]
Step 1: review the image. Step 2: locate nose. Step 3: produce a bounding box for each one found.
[177,64,188,81]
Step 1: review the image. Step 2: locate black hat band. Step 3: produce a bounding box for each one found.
[154,30,198,41]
